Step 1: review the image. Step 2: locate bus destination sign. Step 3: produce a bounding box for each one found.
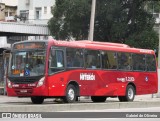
[13,42,45,50]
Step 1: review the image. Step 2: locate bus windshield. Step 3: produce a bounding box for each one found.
[8,50,46,77]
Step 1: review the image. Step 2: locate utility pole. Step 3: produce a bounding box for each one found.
[158,24,160,69]
[157,23,160,98]
[88,0,96,41]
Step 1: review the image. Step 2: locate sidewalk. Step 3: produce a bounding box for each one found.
[0,94,160,112]
[0,94,160,104]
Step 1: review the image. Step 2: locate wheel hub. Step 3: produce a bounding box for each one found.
[68,88,75,101]
[128,88,134,99]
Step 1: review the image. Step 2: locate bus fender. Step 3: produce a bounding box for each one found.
[66,80,80,96]
[126,82,136,95]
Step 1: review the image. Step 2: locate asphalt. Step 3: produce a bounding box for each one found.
[0,94,160,112]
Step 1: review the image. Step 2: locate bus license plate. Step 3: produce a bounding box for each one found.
[20,89,27,93]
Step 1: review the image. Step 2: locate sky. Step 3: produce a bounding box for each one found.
[1,0,18,6]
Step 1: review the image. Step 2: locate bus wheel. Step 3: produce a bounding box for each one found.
[118,85,135,102]
[91,96,107,102]
[63,84,76,103]
[31,96,44,104]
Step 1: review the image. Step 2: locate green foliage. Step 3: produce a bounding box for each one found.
[147,1,160,13]
[48,0,91,40]
[48,0,158,50]
[125,29,158,49]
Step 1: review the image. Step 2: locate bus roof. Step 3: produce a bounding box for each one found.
[77,40,130,48]
[12,39,155,55]
[49,39,155,55]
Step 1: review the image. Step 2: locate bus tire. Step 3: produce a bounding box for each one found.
[63,84,76,103]
[31,96,44,104]
[91,96,107,102]
[118,85,135,102]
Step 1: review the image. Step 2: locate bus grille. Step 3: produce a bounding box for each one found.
[8,76,43,84]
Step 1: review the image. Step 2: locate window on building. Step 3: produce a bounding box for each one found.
[5,12,8,17]
[20,10,29,20]
[146,54,156,72]
[35,8,42,20]
[101,51,117,69]
[9,12,13,16]
[66,48,84,68]
[44,7,47,14]
[132,54,145,71]
[85,49,101,69]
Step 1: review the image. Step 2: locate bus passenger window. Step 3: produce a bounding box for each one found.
[73,51,84,67]
[102,51,117,69]
[52,51,64,67]
[66,48,84,68]
[132,54,145,71]
[117,52,132,71]
[66,56,73,67]
[146,55,156,72]
[85,50,100,69]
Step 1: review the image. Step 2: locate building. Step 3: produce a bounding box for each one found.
[5,5,17,22]
[17,0,55,25]
[153,13,160,33]
[0,0,53,94]
[0,3,5,21]
[0,0,17,21]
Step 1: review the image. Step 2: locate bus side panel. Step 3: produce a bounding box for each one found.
[146,72,158,94]
[47,70,158,97]
[66,70,126,96]
[47,70,95,96]
[99,71,157,96]
[93,71,127,96]
[48,74,66,96]
[47,70,127,97]
[135,72,158,95]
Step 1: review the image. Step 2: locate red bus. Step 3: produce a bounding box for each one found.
[7,39,158,104]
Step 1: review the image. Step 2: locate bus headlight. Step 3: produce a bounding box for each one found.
[37,77,45,87]
[7,78,12,88]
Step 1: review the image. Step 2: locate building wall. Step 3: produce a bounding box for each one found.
[17,0,30,15]
[0,2,17,21]
[0,3,5,21]
[17,0,55,25]
[0,37,10,48]
[1,0,17,6]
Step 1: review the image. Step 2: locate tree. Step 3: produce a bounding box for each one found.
[48,0,158,50]
[125,29,158,49]
[48,0,91,40]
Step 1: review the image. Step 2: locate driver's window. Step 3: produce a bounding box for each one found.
[49,49,64,74]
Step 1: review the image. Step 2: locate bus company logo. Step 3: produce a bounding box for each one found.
[145,76,149,82]
[80,73,95,81]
